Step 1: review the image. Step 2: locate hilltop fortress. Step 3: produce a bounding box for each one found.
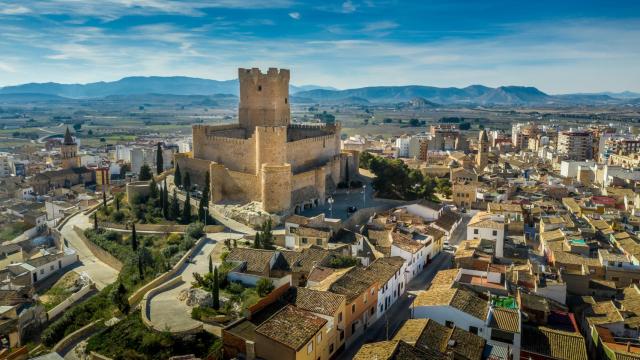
[176,68,357,214]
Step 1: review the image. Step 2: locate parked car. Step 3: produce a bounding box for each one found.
[347,206,358,213]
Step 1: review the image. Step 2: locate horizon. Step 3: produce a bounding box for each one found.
[1,1,639,93]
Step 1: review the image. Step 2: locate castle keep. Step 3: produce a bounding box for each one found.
[177,68,356,214]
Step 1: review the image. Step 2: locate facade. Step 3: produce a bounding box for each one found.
[467,212,506,258]
[558,130,593,161]
[395,136,410,158]
[476,129,489,170]
[390,232,426,283]
[178,68,353,214]
[60,127,80,169]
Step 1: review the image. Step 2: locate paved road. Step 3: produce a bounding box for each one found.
[336,252,453,360]
[59,212,119,290]
[147,232,243,335]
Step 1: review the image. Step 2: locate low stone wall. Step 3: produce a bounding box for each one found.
[73,225,124,271]
[90,352,113,360]
[341,200,417,231]
[101,222,224,234]
[47,284,95,320]
[52,319,102,354]
[140,276,203,335]
[128,236,208,305]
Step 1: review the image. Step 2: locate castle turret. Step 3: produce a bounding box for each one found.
[61,127,79,169]
[238,67,290,132]
[261,163,292,213]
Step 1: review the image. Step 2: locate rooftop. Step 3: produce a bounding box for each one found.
[255,305,327,351]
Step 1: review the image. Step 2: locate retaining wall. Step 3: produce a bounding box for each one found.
[73,226,123,271]
[100,222,224,234]
[140,276,204,335]
[52,320,102,354]
[47,284,95,320]
[127,235,208,305]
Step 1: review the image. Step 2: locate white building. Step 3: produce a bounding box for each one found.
[395,136,411,158]
[467,212,506,258]
[367,257,406,321]
[9,247,78,283]
[398,201,444,222]
[559,160,596,179]
[0,153,15,177]
[390,232,426,283]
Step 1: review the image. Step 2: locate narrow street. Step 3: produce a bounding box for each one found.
[336,252,453,360]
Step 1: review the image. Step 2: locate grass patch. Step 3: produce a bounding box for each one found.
[39,272,81,311]
[0,222,30,242]
[86,312,219,360]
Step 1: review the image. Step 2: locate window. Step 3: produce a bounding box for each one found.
[492,230,497,236]
[351,323,356,334]
[371,288,374,295]
[307,342,313,354]
[317,333,322,343]
[50,265,54,271]
[352,304,356,313]
[316,238,323,246]
[370,307,374,315]
[40,269,44,275]
[445,320,454,328]
[340,330,345,340]
[330,344,334,354]
[258,85,262,91]
[285,97,288,104]
[302,237,308,244]
[469,326,479,335]
[338,312,343,322]
[474,229,479,234]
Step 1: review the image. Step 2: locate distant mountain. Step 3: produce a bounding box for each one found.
[568,91,640,99]
[0,76,330,98]
[294,85,553,105]
[0,93,71,103]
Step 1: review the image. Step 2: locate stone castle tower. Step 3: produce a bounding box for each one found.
[238,68,290,132]
[61,127,79,169]
[476,129,489,170]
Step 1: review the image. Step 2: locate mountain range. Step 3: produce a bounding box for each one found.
[0,76,637,106]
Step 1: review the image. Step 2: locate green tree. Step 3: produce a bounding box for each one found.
[162,180,169,220]
[209,256,213,275]
[409,118,421,127]
[253,232,261,249]
[212,266,220,310]
[259,219,274,250]
[102,191,107,209]
[138,164,152,181]
[198,171,210,222]
[111,282,130,314]
[170,188,180,220]
[149,178,159,200]
[174,163,182,188]
[94,212,98,231]
[256,278,274,297]
[155,142,163,175]
[182,192,191,224]
[183,172,191,191]
[131,223,138,252]
[72,123,82,131]
[115,193,121,212]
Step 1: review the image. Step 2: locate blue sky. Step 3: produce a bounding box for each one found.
[0,0,639,93]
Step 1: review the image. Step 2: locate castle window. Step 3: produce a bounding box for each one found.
[258,85,262,91]
[285,97,288,104]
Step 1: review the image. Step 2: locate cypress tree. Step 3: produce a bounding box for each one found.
[149,178,158,200]
[183,172,191,192]
[261,219,274,249]
[156,142,163,175]
[131,223,138,252]
[162,180,169,219]
[170,188,180,220]
[115,194,120,211]
[138,164,152,181]
[212,266,220,310]
[102,191,107,209]
[182,192,191,224]
[198,171,210,222]
[93,212,98,231]
[137,253,144,279]
[253,232,261,249]
[174,163,182,188]
[209,256,213,274]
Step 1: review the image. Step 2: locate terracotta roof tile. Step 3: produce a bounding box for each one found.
[255,305,326,351]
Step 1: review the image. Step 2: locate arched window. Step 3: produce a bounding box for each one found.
[258,85,262,91]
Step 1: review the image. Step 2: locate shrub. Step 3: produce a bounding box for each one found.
[186,222,205,239]
[328,255,359,268]
[162,245,179,258]
[166,233,182,245]
[227,281,245,295]
[256,278,274,297]
[179,236,195,252]
[110,210,125,223]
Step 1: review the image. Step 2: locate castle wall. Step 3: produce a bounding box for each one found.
[238,68,290,131]
[286,132,341,174]
[222,170,259,202]
[256,126,287,169]
[175,156,211,189]
[192,125,257,174]
[261,164,291,213]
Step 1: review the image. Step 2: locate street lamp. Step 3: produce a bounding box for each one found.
[327,197,334,218]
[362,184,367,208]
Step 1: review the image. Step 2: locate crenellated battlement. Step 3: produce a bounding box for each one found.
[238,67,290,83]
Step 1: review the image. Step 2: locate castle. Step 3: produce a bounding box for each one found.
[176,68,357,214]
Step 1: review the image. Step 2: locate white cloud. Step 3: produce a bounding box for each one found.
[0,4,30,15]
[362,21,397,32]
[342,0,357,13]
[288,12,301,20]
[0,62,16,72]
